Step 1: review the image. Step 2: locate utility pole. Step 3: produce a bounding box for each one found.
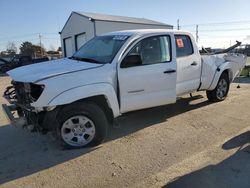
[39,34,43,57]
[196,25,199,43]
[177,19,180,30]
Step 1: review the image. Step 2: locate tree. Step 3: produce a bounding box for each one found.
[57,47,62,52]
[19,41,46,57]
[32,44,46,57]
[0,51,8,58]
[6,41,17,57]
[19,41,34,57]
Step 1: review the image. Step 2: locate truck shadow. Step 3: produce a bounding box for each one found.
[0,124,100,185]
[108,94,210,141]
[164,131,250,188]
[0,74,7,77]
[0,94,212,185]
[0,73,7,79]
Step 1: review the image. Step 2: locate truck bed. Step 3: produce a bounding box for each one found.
[200,53,246,90]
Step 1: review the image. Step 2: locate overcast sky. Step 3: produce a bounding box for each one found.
[0,0,250,51]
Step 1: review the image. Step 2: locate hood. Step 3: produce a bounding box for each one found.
[7,58,103,83]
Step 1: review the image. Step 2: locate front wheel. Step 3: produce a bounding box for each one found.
[57,101,108,149]
[206,73,230,102]
[0,65,9,73]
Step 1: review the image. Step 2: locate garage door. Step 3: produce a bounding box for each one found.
[75,33,86,50]
[64,37,73,57]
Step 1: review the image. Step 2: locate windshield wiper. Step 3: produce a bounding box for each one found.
[69,56,103,64]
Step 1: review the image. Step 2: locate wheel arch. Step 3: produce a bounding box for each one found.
[47,83,120,118]
[223,69,233,82]
[77,95,115,124]
[208,65,233,91]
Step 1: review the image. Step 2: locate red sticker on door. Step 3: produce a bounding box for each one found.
[176,38,184,48]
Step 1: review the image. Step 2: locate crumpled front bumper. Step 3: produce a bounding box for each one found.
[1,104,26,127]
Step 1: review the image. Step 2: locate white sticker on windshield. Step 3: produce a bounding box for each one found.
[113,35,128,41]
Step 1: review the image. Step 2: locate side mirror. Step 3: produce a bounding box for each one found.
[120,54,142,68]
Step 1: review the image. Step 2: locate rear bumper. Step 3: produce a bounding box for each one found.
[1,104,26,127]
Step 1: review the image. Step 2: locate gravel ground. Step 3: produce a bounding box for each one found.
[0,75,249,188]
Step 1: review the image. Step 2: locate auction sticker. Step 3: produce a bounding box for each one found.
[113,35,129,40]
[176,38,184,48]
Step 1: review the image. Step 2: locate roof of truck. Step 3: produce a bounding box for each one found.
[102,29,191,36]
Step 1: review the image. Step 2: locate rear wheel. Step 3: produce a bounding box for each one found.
[206,73,230,102]
[57,101,108,149]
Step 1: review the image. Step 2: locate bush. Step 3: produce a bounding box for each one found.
[240,66,250,77]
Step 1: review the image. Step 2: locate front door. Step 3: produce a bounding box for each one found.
[118,35,177,113]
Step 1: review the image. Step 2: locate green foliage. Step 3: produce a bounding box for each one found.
[240,66,250,77]
[19,41,46,57]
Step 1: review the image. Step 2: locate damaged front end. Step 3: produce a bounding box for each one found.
[2,81,53,132]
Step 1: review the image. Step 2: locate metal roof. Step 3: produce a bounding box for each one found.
[74,12,172,27]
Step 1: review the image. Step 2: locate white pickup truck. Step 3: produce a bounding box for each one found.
[2,29,246,148]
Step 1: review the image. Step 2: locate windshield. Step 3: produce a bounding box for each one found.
[72,35,130,64]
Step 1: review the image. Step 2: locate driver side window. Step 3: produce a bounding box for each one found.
[122,35,171,68]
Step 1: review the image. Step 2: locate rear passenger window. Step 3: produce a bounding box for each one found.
[175,35,194,57]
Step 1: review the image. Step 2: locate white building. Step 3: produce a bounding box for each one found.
[60,12,173,57]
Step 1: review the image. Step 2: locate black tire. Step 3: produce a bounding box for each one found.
[57,101,108,149]
[206,73,230,102]
[0,65,9,73]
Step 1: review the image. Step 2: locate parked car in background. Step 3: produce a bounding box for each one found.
[0,58,8,65]
[2,29,247,149]
[0,55,49,73]
[0,58,11,73]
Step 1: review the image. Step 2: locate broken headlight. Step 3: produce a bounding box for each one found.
[8,82,45,104]
[29,83,45,102]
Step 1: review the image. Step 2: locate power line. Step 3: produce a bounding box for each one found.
[181,20,250,27]
[200,34,247,38]
[186,27,250,33]
[199,28,250,32]
[43,37,60,40]
[0,33,38,39]
[0,32,58,40]
[0,38,38,46]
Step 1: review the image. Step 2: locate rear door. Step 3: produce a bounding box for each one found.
[118,34,177,113]
[175,35,201,96]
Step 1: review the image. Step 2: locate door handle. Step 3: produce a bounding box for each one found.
[164,69,176,74]
[191,61,198,66]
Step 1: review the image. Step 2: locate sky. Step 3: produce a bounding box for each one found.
[0,0,250,52]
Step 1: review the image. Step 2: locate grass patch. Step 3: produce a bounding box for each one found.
[240,66,250,77]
